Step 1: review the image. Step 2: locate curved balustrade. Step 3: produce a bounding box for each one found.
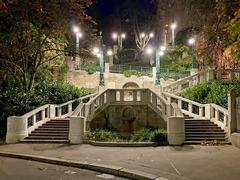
[71,88,183,133]
[162,92,229,131]
[6,93,97,143]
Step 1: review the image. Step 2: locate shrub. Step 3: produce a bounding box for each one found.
[160,74,179,80]
[178,81,240,108]
[131,128,153,142]
[130,128,168,143]
[151,128,167,143]
[123,70,145,78]
[0,78,90,137]
[85,65,97,74]
[92,129,121,142]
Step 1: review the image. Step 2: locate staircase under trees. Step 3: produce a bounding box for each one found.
[21,119,69,143]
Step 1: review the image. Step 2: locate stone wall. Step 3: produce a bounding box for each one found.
[66,70,174,90]
[90,105,166,133]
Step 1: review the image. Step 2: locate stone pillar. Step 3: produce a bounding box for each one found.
[49,105,56,119]
[6,116,28,143]
[69,116,84,144]
[109,56,113,66]
[66,56,74,71]
[105,63,110,74]
[190,68,198,76]
[206,69,214,81]
[167,117,185,145]
[228,91,237,134]
[205,104,211,119]
[75,56,81,70]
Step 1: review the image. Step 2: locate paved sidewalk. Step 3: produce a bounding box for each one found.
[0,144,240,180]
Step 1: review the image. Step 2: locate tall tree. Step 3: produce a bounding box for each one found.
[0,0,95,90]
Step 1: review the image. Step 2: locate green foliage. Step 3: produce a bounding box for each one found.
[123,70,143,77]
[131,128,167,143]
[92,129,121,142]
[160,74,179,80]
[0,78,89,137]
[85,65,97,75]
[178,82,211,103]
[178,81,240,108]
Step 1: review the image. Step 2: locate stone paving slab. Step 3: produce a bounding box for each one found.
[0,144,240,180]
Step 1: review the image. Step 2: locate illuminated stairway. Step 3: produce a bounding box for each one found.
[21,119,69,143]
[184,118,226,144]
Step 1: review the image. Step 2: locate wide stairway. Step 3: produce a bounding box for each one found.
[21,119,69,143]
[185,118,226,144]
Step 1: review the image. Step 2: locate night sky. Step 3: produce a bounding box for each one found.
[87,0,156,47]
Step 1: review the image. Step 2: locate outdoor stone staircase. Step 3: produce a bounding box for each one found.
[184,117,226,144]
[21,119,69,143]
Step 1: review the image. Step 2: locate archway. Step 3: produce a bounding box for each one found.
[122,82,140,89]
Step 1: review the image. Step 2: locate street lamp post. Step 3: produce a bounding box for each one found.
[112,32,126,51]
[188,37,198,73]
[155,46,165,85]
[99,32,105,86]
[170,23,176,49]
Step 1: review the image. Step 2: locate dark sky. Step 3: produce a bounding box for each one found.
[87,0,156,47]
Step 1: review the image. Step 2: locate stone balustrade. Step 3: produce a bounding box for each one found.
[162,92,229,131]
[70,88,185,145]
[6,93,97,143]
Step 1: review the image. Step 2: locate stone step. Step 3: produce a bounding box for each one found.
[33,130,69,133]
[184,140,227,144]
[185,137,226,140]
[186,132,225,134]
[185,126,220,129]
[185,129,223,132]
[26,136,68,140]
[20,139,69,143]
[40,126,69,129]
[30,133,68,136]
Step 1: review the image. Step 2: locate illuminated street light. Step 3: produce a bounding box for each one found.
[112,33,118,39]
[170,23,177,49]
[160,46,166,51]
[107,50,113,56]
[73,26,80,33]
[188,38,195,45]
[146,47,154,55]
[121,33,126,39]
[149,32,154,38]
[188,37,198,70]
[93,47,100,55]
[140,33,146,38]
[111,32,126,50]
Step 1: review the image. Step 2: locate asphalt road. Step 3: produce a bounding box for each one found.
[0,157,129,180]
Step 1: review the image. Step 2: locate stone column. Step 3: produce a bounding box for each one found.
[190,68,198,76]
[69,116,84,144]
[228,91,237,133]
[167,116,185,145]
[6,116,28,143]
[105,63,110,74]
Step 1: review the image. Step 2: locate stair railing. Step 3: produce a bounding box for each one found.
[162,92,229,131]
[6,93,97,143]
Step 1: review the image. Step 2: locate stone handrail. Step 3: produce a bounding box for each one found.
[70,88,182,131]
[162,92,229,131]
[6,93,97,143]
[162,72,203,93]
[69,88,185,145]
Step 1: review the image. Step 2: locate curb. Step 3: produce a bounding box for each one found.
[86,141,160,147]
[0,151,163,180]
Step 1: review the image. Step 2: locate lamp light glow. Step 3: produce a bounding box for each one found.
[170,23,177,30]
[188,38,196,45]
[149,32,154,38]
[107,50,113,56]
[140,33,146,38]
[112,33,118,39]
[73,26,80,33]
